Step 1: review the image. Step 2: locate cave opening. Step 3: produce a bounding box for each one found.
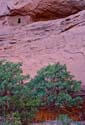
[18,18,21,24]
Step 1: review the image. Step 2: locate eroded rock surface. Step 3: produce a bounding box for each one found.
[0,10,85,86]
[0,0,85,27]
[0,0,85,21]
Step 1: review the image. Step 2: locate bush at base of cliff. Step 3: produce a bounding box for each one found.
[28,63,82,108]
[0,60,40,125]
[58,114,82,125]
[0,60,83,124]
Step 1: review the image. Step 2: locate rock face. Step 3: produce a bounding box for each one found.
[0,0,85,20]
[18,0,85,21]
[0,0,85,86]
[0,0,85,26]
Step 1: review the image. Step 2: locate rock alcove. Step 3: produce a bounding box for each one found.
[5,15,32,26]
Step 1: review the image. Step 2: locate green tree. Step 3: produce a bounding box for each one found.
[28,63,82,108]
[0,61,82,124]
[0,60,40,125]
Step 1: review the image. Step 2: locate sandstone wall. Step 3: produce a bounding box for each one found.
[0,1,85,87]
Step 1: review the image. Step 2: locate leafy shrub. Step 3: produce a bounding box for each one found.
[0,60,40,125]
[0,61,83,124]
[58,114,73,125]
[28,63,82,108]
[58,114,82,125]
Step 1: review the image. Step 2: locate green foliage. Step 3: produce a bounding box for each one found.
[58,114,82,125]
[12,112,23,125]
[58,114,73,125]
[0,61,82,124]
[28,63,82,107]
[0,60,40,124]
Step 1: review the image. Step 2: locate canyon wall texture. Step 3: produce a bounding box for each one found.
[0,0,85,87]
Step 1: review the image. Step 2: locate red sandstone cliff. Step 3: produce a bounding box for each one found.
[0,0,85,87]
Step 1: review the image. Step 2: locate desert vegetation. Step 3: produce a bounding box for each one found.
[0,60,84,125]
